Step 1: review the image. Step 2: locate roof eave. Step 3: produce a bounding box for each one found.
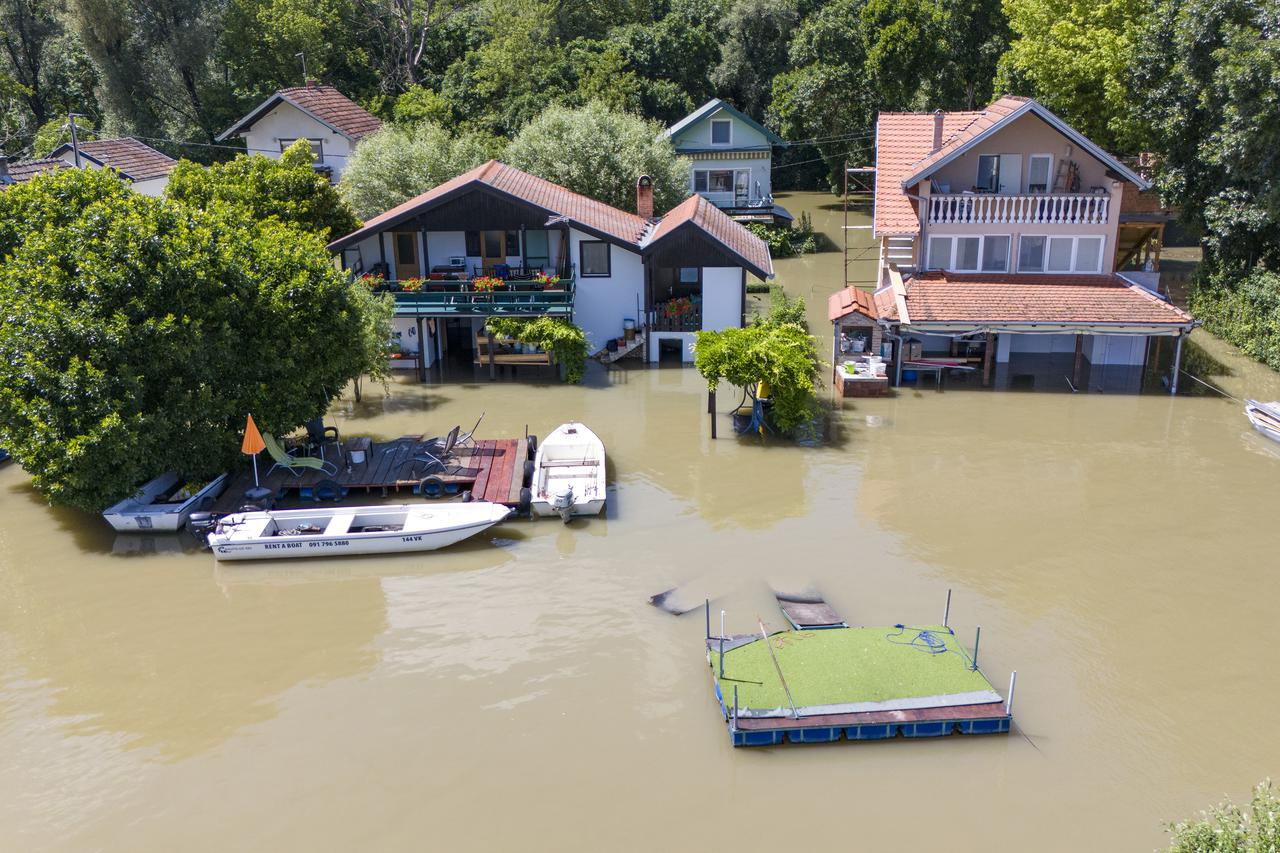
[216,92,358,144]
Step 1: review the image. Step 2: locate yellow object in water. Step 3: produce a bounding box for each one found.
[757,379,771,400]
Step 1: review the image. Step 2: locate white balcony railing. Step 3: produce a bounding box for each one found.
[927,193,1110,226]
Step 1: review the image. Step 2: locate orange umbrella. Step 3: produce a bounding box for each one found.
[242,414,266,486]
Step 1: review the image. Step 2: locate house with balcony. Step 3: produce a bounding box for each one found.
[325,161,773,377]
[665,99,790,224]
[850,95,1195,393]
[217,83,382,180]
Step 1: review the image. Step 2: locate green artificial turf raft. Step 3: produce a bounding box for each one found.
[710,626,996,711]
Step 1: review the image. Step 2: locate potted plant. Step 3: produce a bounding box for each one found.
[359,272,387,292]
[471,276,505,300]
[400,277,425,293]
[534,272,561,290]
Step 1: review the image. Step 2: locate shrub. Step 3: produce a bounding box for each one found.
[485,317,589,383]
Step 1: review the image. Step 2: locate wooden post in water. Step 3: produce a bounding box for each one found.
[971,625,982,671]
[1006,670,1017,716]
[1073,334,1084,390]
[709,389,717,439]
[487,324,496,380]
[943,588,952,628]
[415,317,427,383]
[983,333,995,387]
[1170,333,1183,395]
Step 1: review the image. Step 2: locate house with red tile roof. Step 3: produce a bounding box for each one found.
[327,161,773,372]
[843,96,1196,393]
[217,83,383,180]
[49,137,178,196]
[0,156,70,187]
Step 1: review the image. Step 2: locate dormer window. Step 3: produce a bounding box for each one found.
[710,119,732,145]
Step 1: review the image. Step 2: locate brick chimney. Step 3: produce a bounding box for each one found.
[931,109,944,153]
[636,175,654,220]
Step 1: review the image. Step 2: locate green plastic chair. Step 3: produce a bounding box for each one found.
[263,433,337,478]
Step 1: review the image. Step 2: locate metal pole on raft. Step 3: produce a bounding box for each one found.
[1006,671,1017,716]
[704,599,710,640]
[1170,332,1183,395]
[971,625,982,671]
[720,610,725,639]
[943,589,952,628]
[733,685,739,733]
[758,616,799,719]
[719,636,725,678]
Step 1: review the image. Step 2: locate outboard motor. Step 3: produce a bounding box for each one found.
[552,484,575,523]
[186,511,218,548]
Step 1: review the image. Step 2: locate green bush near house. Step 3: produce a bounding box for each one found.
[1190,265,1280,371]
[485,317,589,384]
[744,211,819,259]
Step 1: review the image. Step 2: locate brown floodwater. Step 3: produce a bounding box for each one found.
[3,192,1279,852]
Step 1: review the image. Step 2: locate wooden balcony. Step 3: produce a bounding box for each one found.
[927,193,1110,226]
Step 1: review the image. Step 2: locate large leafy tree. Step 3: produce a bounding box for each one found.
[937,0,1009,108]
[995,0,1149,151]
[711,0,799,118]
[0,168,382,512]
[165,140,360,240]
[338,121,499,218]
[504,101,689,214]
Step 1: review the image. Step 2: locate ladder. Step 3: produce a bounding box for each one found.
[843,161,879,286]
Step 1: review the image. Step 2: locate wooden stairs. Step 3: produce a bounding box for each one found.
[598,332,646,363]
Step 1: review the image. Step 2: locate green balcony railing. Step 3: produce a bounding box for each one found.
[390,277,576,318]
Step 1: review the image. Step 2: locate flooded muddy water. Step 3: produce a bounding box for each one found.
[3,193,1279,851]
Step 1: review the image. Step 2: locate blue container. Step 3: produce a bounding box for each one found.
[902,369,919,382]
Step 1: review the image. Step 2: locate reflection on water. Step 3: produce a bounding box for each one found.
[2,193,1280,852]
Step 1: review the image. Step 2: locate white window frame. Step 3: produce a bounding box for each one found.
[1018,234,1107,273]
[927,233,1011,272]
[1027,154,1053,193]
[693,168,750,196]
[710,119,732,146]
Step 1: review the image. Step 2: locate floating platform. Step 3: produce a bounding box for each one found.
[774,590,847,630]
[213,436,530,513]
[707,624,1012,747]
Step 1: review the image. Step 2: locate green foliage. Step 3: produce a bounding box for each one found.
[504,102,690,215]
[32,116,96,157]
[1165,779,1280,851]
[1190,266,1280,372]
[712,0,799,119]
[484,317,589,383]
[758,286,809,331]
[996,0,1150,151]
[0,168,382,511]
[165,140,359,239]
[694,321,821,433]
[349,285,397,401]
[744,211,818,258]
[393,86,456,126]
[338,121,500,219]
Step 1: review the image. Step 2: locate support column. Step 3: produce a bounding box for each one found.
[487,322,496,381]
[709,389,717,439]
[982,333,995,387]
[1072,334,1084,390]
[416,317,426,383]
[1170,333,1183,395]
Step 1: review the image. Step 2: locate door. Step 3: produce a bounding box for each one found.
[998,154,1023,194]
[481,230,506,275]
[734,170,750,205]
[525,230,549,273]
[393,232,419,281]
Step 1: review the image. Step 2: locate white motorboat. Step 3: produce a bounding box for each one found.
[530,422,606,522]
[103,472,230,532]
[1246,400,1280,443]
[205,502,511,561]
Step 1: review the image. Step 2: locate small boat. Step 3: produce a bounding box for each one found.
[103,472,230,532]
[204,502,511,561]
[1246,399,1280,443]
[531,422,606,522]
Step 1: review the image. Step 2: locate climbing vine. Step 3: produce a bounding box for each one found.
[485,317,589,383]
[693,321,822,433]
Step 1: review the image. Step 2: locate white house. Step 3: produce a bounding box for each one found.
[832,95,1196,394]
[325,161,774,374]
[48,137,177,196]
[665,99,790,223]
[216,83,382,180]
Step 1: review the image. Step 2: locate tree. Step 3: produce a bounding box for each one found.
[937,0,1009,109]
[995,0,1150,151]
[165,140,360,240]
[0,168,387,512]
[1165,780,1280,851]
[484,317,589,383]
[357,0,473,93]
[33,115,95,157]
[1133,0,1280,270]
[338,121,500,218]
[711,0,799,119]
[693,320,822,434]
[504,102,689,214]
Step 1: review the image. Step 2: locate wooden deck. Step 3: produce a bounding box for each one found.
[214,435,529,512]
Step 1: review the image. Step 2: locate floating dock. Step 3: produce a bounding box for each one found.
[706,597,1013,747]
[214,436,531,513]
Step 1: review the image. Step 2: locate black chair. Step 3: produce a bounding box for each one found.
[306,418,342,465]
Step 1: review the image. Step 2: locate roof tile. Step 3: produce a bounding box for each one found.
[70,137,177,182]
[647,195,773,278]
[828,286,879,322]
[278,85,382,140]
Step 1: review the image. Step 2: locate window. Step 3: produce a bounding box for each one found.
[580,241,610,277]
[693,169,750,195]
[955,237,981,271]
[1027,155,1053,193]
[1047,237,1074,271]
[465,231,481,255]
[708,170,734,192]
[981,235,1010,272]
[710,119,732,145]
[1018,236,1046,271]
[977,155,1000,192]
[679,267,700,284]
[693,172,708,192]
[505,230,520,255]
[1075,236,1103,272]
[279,138,322,159]
[927,236,952,270]
[1020,235,1107,273]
